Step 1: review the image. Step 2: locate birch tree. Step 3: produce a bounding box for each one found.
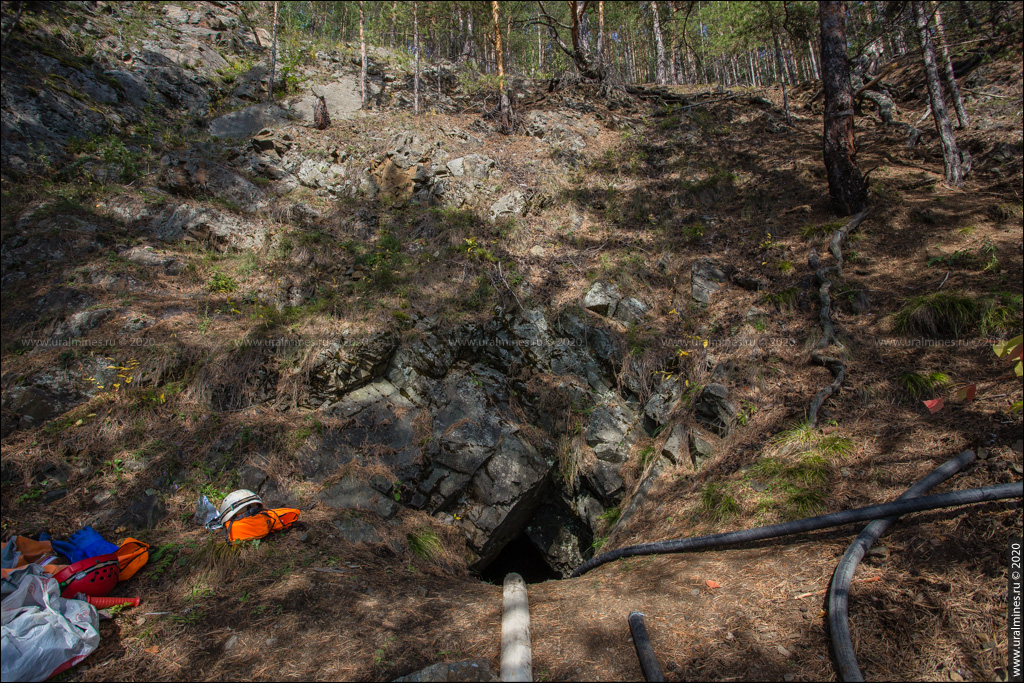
[912,0,964,186]
[651,1,667,84]
[359,1,367,107]
[933,0,969,128]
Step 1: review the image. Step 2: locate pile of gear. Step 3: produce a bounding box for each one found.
[195,488,300,543]
[1,528,148,681]
[2,489,300,681]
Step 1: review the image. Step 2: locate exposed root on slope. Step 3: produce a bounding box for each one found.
[807,207,871,426]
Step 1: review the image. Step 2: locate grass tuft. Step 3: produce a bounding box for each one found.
[700,483,740,522]
[760,287,797,311]
[800,220,844,240]
[894,291,1019,337]
[897,371,952,400]
[407,528,443,560]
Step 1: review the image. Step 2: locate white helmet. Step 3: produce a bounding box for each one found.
[219,489,263,524]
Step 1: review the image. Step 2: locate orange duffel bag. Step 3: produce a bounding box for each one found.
[224,508,300,543]
[116,538,150,580]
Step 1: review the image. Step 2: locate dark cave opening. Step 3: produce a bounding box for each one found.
[479,533,561,585]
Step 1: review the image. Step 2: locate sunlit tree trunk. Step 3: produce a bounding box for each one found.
[933,1,969,128]
[597,1,605,66]
[391,1,398,48]
[359,1,367,107]
[491,1,511,132]
[819,0,868,215]
[773,32,791,123]
[783,34,798,83]
[267,0,278,101]
[537,20,543,74]
[807,38,819,79]
[651,0,667,85]
[413,0,420,115]
[912,0,964,186]
[461,8,474,63]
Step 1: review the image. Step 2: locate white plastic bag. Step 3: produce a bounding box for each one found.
[1,565,100,682]
[195,494,223,530]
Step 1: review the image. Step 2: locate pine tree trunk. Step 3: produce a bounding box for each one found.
[597,0,605,67]
[913,0,964,186]
[933,1,969,128]
[391,1,398,48]
[783,35,799,83]
[413,1,420,115]
[957,0,980,29]
[461,9,474,63]
[651,0,667,85]
[313,95,331,129]
[359,1,367,107]
[819,1,868,215]
[807,38,819,79]
[773,32,792,124]
[537,21,543,74]
[492,1,511,133]
[267,0,278,101]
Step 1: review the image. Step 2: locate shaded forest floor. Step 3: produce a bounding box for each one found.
[2,20,1022,681]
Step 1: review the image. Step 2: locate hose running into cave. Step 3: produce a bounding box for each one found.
[828,450,977,682]
[627,612,666,682]
[570,481,1020,577]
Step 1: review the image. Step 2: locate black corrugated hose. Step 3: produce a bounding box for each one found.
[570,481,1021,578]
[828,450,977,682]
[627,612,666,682]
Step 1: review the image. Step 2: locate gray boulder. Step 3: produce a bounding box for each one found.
[583,281,622,317]
[692,259,727,304]
[585,400,638,464]
[613,297,650,325]
[694,383,737,436]
[689,428,717,469]
[488,190,528,222]
[287,78,362,123]
[332,516,383,545]
[208,103,290,139]
[151,203,269,251]
[160,153,268,211]
[660,424,689,466]
[395,659,496,682]
[320,476,399,520]
[53,309,112,339]
[306,332,400,407]
[525,502,591,578]
[584,460,626,506]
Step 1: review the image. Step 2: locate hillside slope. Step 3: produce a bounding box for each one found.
[1,2,1021,681]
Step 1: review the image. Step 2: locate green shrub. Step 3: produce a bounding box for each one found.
[207,271,238,293]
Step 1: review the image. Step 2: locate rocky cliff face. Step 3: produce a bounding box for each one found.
[0,1,742,578]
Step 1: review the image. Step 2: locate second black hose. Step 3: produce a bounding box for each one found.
[571,481,1020,577]
[828,450,977,682]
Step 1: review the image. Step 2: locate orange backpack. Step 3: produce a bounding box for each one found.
[223,508,300,543]
[115,538,150,580]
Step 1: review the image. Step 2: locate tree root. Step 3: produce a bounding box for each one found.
[806,207,870,426]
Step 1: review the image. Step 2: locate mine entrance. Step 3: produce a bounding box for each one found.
[479,533,560,585]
